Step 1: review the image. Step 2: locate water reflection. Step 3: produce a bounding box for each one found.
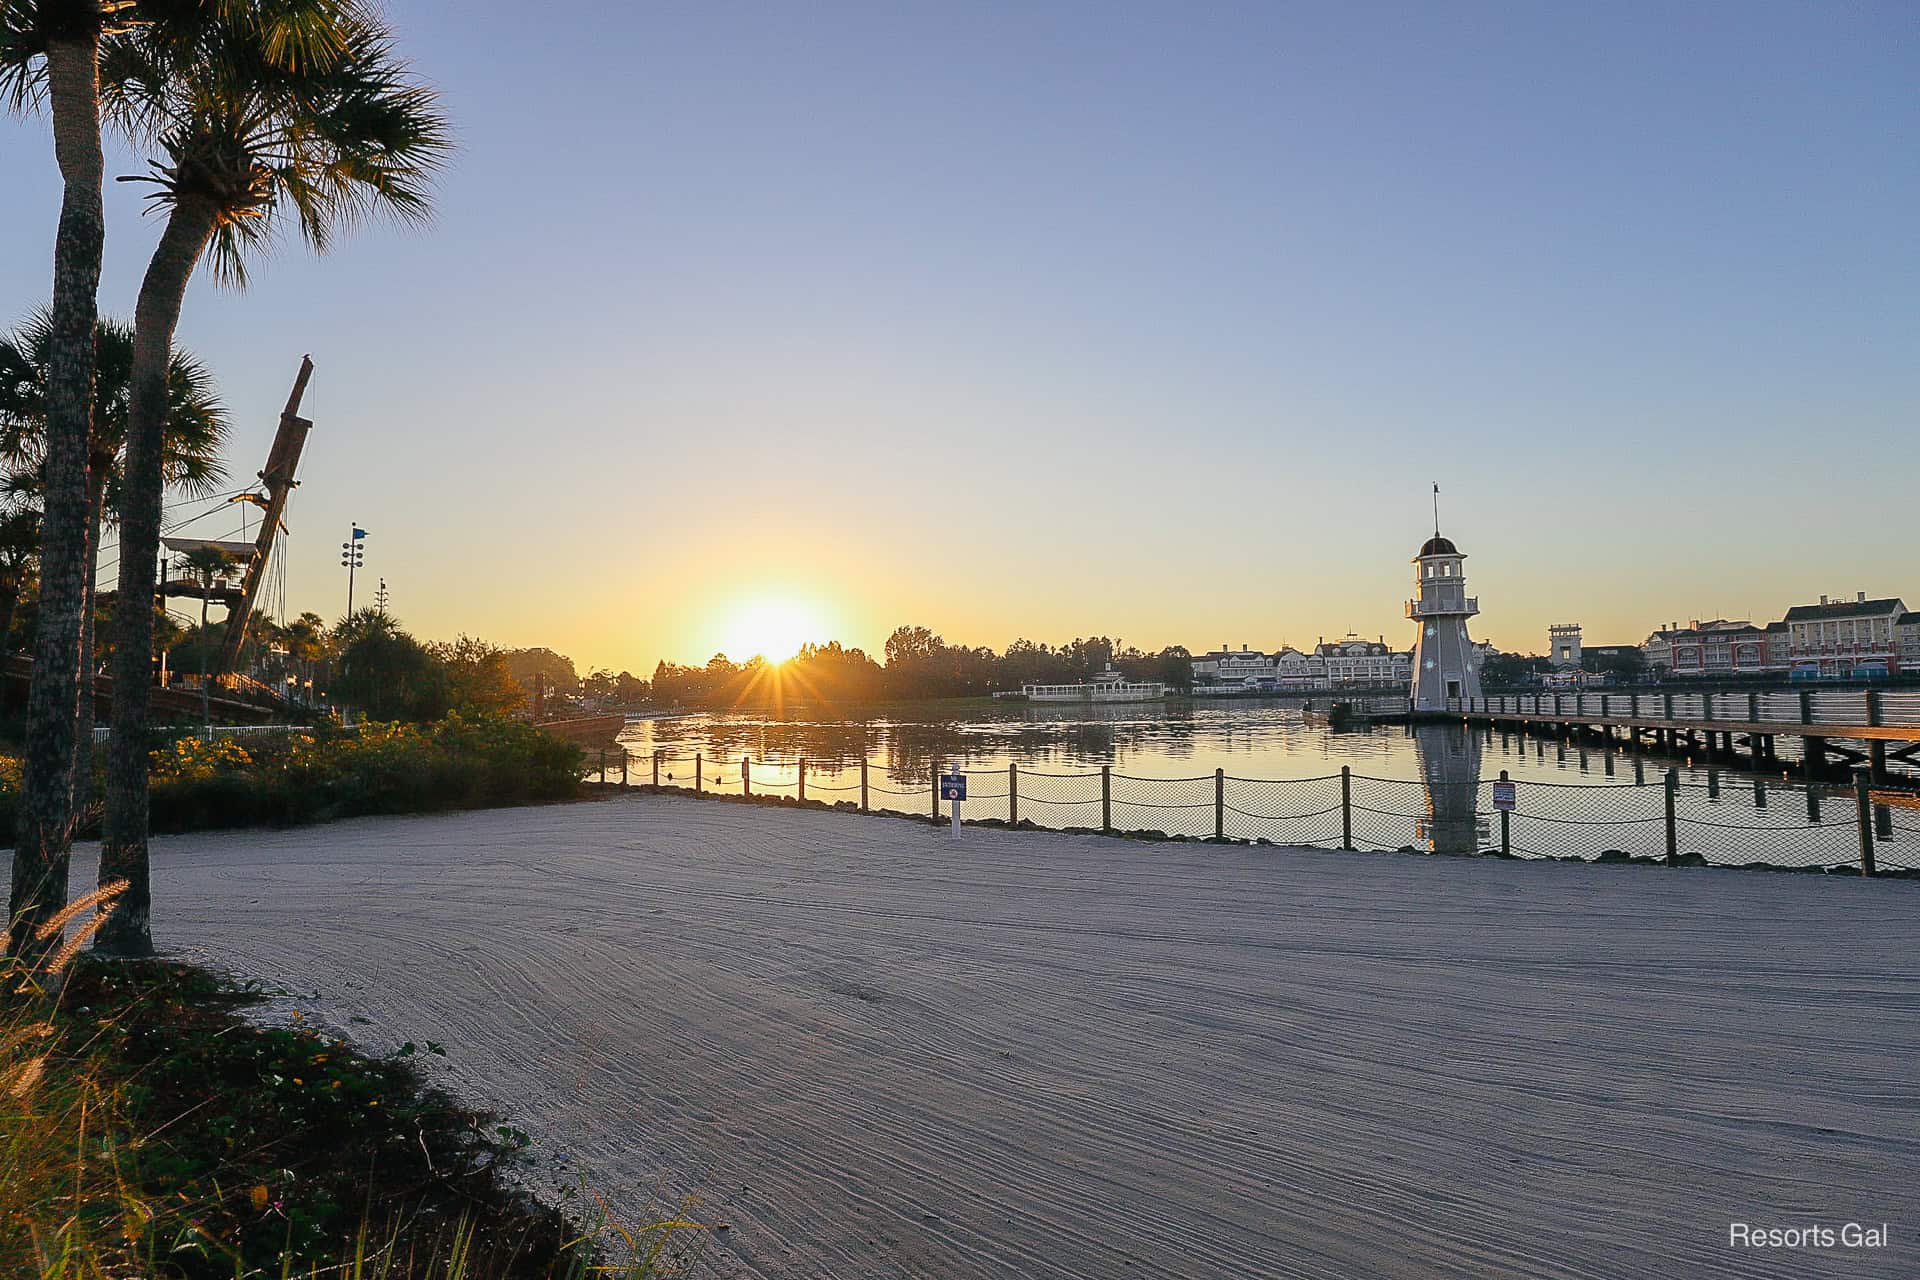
[618,702,1910,865]
[1412,723,1486,854]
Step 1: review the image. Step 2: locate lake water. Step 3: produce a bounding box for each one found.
[615,701,1918,871]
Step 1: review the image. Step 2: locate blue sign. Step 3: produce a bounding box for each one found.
[940,772,967,801]
[1491,780,1517,812]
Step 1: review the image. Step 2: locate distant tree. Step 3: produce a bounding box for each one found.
[1582,648,1647,683]
[504,647,578,699]
[1134,644,1193,689]
[174,544,239,724]
[333,610,447,722]
[1483,653,1552,687]
[884,625,943,667]
[612,670,651,706]
[284,612,330,663]
[0,501,39,654]
[434,635,524,716]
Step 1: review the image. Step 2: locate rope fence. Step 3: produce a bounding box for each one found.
[577,748,1920,877]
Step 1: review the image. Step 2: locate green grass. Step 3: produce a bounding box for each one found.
[2,892,706,1278]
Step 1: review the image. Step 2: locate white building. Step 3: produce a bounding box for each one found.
[1191,644,1278,688]
[1313,636,1410,686]
[1189,640,1411,692]
[1407,531,1484,712]
[1900,611,1920,672]
[1783,592,1908,676]
[1548,623,1582,669]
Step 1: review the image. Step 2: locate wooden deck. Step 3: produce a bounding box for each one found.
[1452,689,1920,742]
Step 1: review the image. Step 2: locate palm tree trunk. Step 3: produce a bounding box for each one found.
[96,197,218,956]
[71,466,109,814]
[9,32,106,962]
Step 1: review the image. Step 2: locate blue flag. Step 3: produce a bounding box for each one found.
[352,526,367,539]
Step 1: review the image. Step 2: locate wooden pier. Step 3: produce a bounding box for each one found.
[1440,689,1920,784]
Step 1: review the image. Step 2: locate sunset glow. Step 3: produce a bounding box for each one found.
[716,595,829,664]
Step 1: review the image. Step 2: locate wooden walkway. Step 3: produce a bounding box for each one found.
[1449,689,1920,779]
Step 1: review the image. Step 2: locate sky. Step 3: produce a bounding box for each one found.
[1,1,1915,673]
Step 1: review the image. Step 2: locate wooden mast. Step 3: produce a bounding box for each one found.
[214,356,314,678]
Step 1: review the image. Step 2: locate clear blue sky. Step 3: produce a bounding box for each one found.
[2,1,1915,670]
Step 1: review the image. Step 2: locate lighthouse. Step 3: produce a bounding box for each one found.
[1406,525,1483,713]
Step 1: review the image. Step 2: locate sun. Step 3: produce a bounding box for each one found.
[718,595,828,663]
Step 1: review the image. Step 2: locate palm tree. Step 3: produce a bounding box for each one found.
[0,500,41,654]
[0,309,230,713]
[1,0,126,958]
[173,541,235,727]
[97,2,447,954]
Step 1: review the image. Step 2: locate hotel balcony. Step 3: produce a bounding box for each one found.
[1406,597,1478,619]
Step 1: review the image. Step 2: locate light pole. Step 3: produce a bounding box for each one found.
[340,524,366,616]
[374,577,390,613]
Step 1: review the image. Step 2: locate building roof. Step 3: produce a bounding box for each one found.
[1646,620,1764,641]
[1899,612,1920,627]
[1415,535,1458,558]
[1782,598,1905,622]
[161,537,257,561]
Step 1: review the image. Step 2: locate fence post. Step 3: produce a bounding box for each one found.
[931,762,940,822]
[1866,689,1882,728]
[652,750,660,788]
[620,750,629,787]
[743,757,752,796]
[860,758,869,812]
[695,752,703,795]
[1854,769,1876,876]
[1498,768,1510,856]
[1214,768,1225,841]
[1341,765,1353,850]
[1799,690,1812,725]
[1664,769,1678,865]
[1748,692,1759,722]
[597,748,607,784]
[1101,766,1112,834]
[1663,692,1674,720]
[798,759,806,803]
[1009,762,1019,826]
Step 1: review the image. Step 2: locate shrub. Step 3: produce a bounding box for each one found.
[0,713,585,842]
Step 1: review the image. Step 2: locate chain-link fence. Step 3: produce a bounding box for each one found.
[585,747,1919,876]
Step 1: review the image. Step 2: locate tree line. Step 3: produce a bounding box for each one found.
[4,0,449,959]
[648,626,1194,707]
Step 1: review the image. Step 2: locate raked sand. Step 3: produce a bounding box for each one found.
[55,795,1920,1278]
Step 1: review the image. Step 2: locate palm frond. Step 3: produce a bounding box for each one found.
[114,0,450,290]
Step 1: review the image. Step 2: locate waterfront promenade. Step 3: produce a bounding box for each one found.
[86,796,1920,1279]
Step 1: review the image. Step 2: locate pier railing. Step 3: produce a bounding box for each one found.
[578,749,1917,876]
[1447,690,1920,728]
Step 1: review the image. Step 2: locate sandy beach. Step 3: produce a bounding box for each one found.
[49,795,1920,1279]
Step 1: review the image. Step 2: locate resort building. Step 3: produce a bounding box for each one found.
[1765,621,1791,670]
[1187,641,1413,692]
[1190,644,1271,685]
[1313,636,1411,686]
[1642,620,1777,677]
[1782,593,1908,676]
